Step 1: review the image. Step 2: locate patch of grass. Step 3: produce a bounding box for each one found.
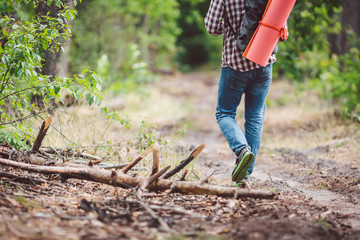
[335,141,348,148]
[13,196,39,209]
[315,218,330,227]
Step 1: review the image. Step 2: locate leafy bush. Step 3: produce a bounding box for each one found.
[274,1,341,80]
[313,48,360,121]
[175,0,223,69]
[273,1,360,122]
[0,0,103,149]
[70,0,180,92]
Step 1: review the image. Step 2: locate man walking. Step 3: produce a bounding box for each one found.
[205,0,276,187]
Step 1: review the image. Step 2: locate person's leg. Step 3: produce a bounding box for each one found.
[215,67,249,156]
[216,67,256,183]
[244,64,272,176]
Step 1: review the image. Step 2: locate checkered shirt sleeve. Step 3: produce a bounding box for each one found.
[205,0,276,72]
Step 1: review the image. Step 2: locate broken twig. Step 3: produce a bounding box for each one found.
[162,144,206,179]
[151,143,160,175]
[32,116,52,152]
[137,166,170,193]
[122,144,155,174]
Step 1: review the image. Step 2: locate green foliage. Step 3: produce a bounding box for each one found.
[175,0,222,69]
[70,0,180,93]
[273,1,360,121]
[104,108,132,130]
[0,0,104,149]
[98,44,158,95]
[274,1,341,80]
[313,48,360,121]
[0,125,32,150]
[137,120,159,150]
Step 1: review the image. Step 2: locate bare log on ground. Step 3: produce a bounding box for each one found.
[32,116,52,152]
[162,144,206,179]
[0,158,275,199]
[0,145,58,166]
[180,169,188,181]
[137,166,170,193]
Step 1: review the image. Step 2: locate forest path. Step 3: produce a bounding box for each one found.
[158,71,360,237]
[1,71,359,240]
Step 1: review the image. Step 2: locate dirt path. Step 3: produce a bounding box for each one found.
[0,72,359,240]
[163,72,360,239]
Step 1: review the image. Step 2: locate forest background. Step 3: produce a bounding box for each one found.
[0,0,359,150]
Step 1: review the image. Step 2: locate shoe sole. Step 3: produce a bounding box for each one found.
[232,152,254,182]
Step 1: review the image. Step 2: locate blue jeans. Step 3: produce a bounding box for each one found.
[216,65,272,176]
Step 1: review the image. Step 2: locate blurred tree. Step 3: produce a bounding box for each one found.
[335,0,360,55]
[274,0,342,80]
[0,0,103,149]
[69,0,180,89]
[274,0,360,120]
[175,0,222,69]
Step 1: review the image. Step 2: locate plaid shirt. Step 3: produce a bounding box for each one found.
[205,0,276,72]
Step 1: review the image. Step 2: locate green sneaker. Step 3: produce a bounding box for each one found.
[231,147,254,182]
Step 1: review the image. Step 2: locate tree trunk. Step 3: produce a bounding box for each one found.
[32,0,74,108]
[340,0,360,54]
[58,0,74,78]
[330,0,360,56]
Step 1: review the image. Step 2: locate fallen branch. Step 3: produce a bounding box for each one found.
[162,144,206,179]
[0,170,46,185]
[179,169,188,181]
[122,144,155,174]
[151,143,160,175]
[137,166,170,194]
[0,158,275,199]
[32,116,52,152]
[137,196,174,232]
[0,145,58,166]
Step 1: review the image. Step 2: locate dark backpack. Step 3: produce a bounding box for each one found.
[225,0,279,54]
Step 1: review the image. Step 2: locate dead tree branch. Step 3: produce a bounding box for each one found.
[137,166,170,194]
[151,143,160,175]
[32,116,52,152]
[122,144,155,174]
[162,144,206,179]
[0,158,275,199]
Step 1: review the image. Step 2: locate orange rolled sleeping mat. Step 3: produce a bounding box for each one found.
[243,0,296,66]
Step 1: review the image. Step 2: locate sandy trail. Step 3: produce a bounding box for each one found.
[1,71,359,240]
[161,71,360,236]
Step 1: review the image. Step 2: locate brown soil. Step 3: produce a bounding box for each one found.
[1,72,360,240]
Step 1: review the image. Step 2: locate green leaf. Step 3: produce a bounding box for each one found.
[39,24,47,31]
[86,93,94,106]
[43,40,49,50]
[54,86,60,95]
